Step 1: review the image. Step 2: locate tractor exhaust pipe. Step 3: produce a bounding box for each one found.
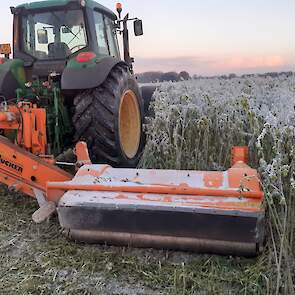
[116,2,133,71]
[122,14,133,69]
[116,3,143,73]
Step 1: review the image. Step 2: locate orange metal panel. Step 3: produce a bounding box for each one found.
[0,136,71,201]
[228,162,261,191]
[31,107,47,154]
[231,146,249,166]
[203,171,224,188]
[0,103,47,155]
[49,146,264,215]
[75,141,92,165]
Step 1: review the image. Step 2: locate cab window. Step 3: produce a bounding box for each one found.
[22,9,87,60]
[93,11,109,56]
[93,11,120,58]
[105,17,119,58]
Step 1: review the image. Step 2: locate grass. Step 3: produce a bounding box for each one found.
[2,76,295,294]
[0,186,268,294]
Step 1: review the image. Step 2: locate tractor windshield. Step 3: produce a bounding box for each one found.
[22,9,87,60]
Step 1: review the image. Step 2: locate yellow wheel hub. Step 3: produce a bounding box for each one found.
[119,90,141,159]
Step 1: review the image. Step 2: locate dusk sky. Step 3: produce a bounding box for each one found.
[1,0,295,75]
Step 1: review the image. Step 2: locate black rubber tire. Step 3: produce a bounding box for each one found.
[140,85,157,117]
[73,64,144,167]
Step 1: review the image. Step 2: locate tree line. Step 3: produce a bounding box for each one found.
[136,71,295,83]
[136,71,190,83]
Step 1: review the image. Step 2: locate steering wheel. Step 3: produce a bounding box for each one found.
[70,44,85,52]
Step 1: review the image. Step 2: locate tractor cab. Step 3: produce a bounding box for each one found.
[10,0,143,77]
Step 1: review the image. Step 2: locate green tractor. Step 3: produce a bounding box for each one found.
[0,0,152,167]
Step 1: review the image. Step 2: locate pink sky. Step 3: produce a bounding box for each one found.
[1,0,295,75]
[134,54,293,75]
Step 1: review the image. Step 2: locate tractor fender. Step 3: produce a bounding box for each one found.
[0,59,26,99]
[140,84,157,117]
[61,56,127,91]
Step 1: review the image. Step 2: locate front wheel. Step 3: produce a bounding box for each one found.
[73,64,144,167]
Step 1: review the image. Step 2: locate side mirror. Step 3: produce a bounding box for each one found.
[134,19,143,36]
[37,29,48,44]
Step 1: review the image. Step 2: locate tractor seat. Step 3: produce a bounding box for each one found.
[48,42,71,59]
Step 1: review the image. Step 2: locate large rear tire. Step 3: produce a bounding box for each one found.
[73,64,144,167]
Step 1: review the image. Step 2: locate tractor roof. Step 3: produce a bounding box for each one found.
[15,0,116,19]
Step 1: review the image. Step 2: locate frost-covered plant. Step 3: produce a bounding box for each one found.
[141,74,295,294]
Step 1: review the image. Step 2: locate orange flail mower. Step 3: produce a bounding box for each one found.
[0,135,265,256]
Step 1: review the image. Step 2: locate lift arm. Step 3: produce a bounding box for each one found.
[0,136,72,201]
